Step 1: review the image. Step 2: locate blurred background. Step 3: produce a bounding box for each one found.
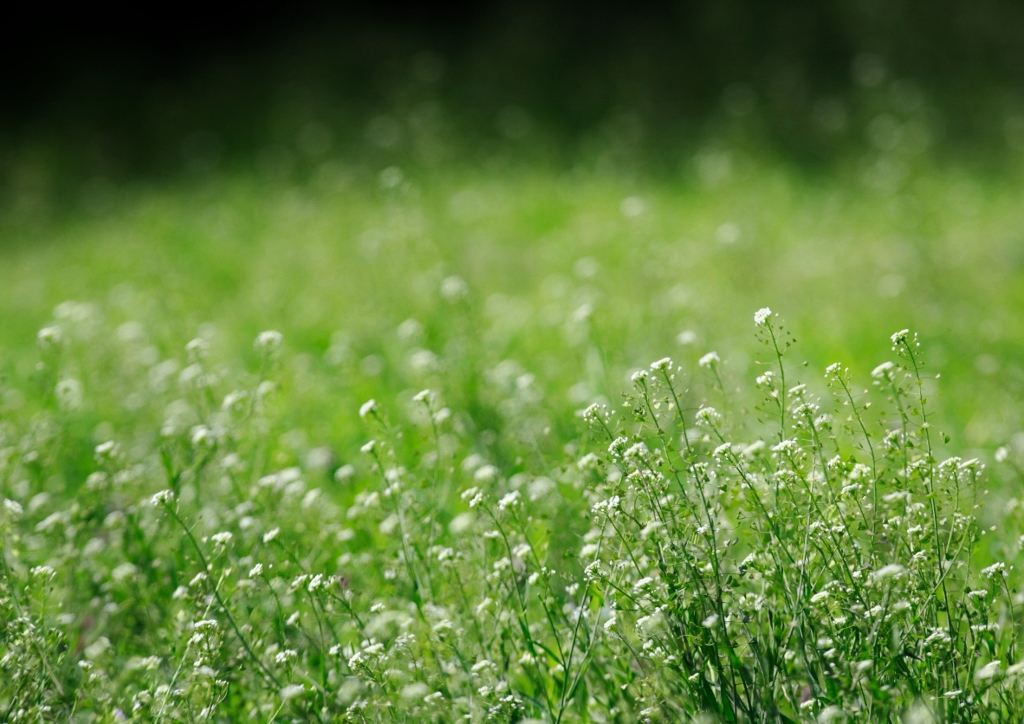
[1,0,1023,472]
[7,0,1024,181]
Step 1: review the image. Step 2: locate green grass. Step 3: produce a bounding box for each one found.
[1,152,1024,721]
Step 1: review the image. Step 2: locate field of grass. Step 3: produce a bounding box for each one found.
[2,148,1024,721]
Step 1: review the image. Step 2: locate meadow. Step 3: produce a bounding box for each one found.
[1,136,1024,720]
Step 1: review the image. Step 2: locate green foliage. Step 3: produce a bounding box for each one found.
[1,143,1023,722]
[2,298,1024,721]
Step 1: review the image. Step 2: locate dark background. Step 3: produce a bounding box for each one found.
[4,0,1024,183]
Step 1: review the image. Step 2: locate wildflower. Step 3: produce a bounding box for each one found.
[1007,662,1024,677]
[30,565,56,579]
[497,491,521,512]
[996,447,1010,463]
[772,439,799,454]
[37,325,62,349]
[702,614,719,628]
[222,390,248,412]
[55,378,84,409]
[275,649,298,665]
[743,440,765,456]
[754,307,772,326]
[698,351,720,368]
[581,403,606,425]
[650,357,673,372]
[694,406,721,427]
[871,361,895,379]
[890,329,910,346]
[623,442,649,462]
[254,330,283,353]
[263,528,281,544]
[413,388,431,403]
[190,425,216,449]
[359,399,378,418]
[401,683,430,700]
[151,490,175,506]
[94,440,119,461]
[976,660,1002,681]
[869,564,906,583]
[249,563,263,578]
[440,275,469,301]
[474,465,499,482]
[982,562,1007,579]
[279,684,305,700]
[817,706,845,724]
[713,442,733,458]
[210,531,233,546]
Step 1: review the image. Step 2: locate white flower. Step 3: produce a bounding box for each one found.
[254,330,283,353]
[497,491,521,512]
[94,440,118,460]
[996,447,1010,463]
[249,563,263,578]
[702,614,719,628]
[976,660,1002,681]
[30,565,56,579]
[982,562,1007,579]
[1007,662,1024,677]
[360,439,377,454]
[210,531,233,546]
[401,682,430,700]
[190,425,216,449]
[754,307,772,326]
[222,390,249,412]
[37,325,63,349]
[817,706,845,724]
[772,439,799,454]
[698,351,720,368]
[55,378,84,410]
[151,490,175,506]
[871,361,895,379]
[279,684,305,700]
[890,329,910,346]
[359,399,378,418]
[474,465,500,483]
[440,275,469,301]
[650,357,673,372]
[694,406,721,427]
[413,389,431,403]
[869,564,906,583]
[263,528,281,544]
